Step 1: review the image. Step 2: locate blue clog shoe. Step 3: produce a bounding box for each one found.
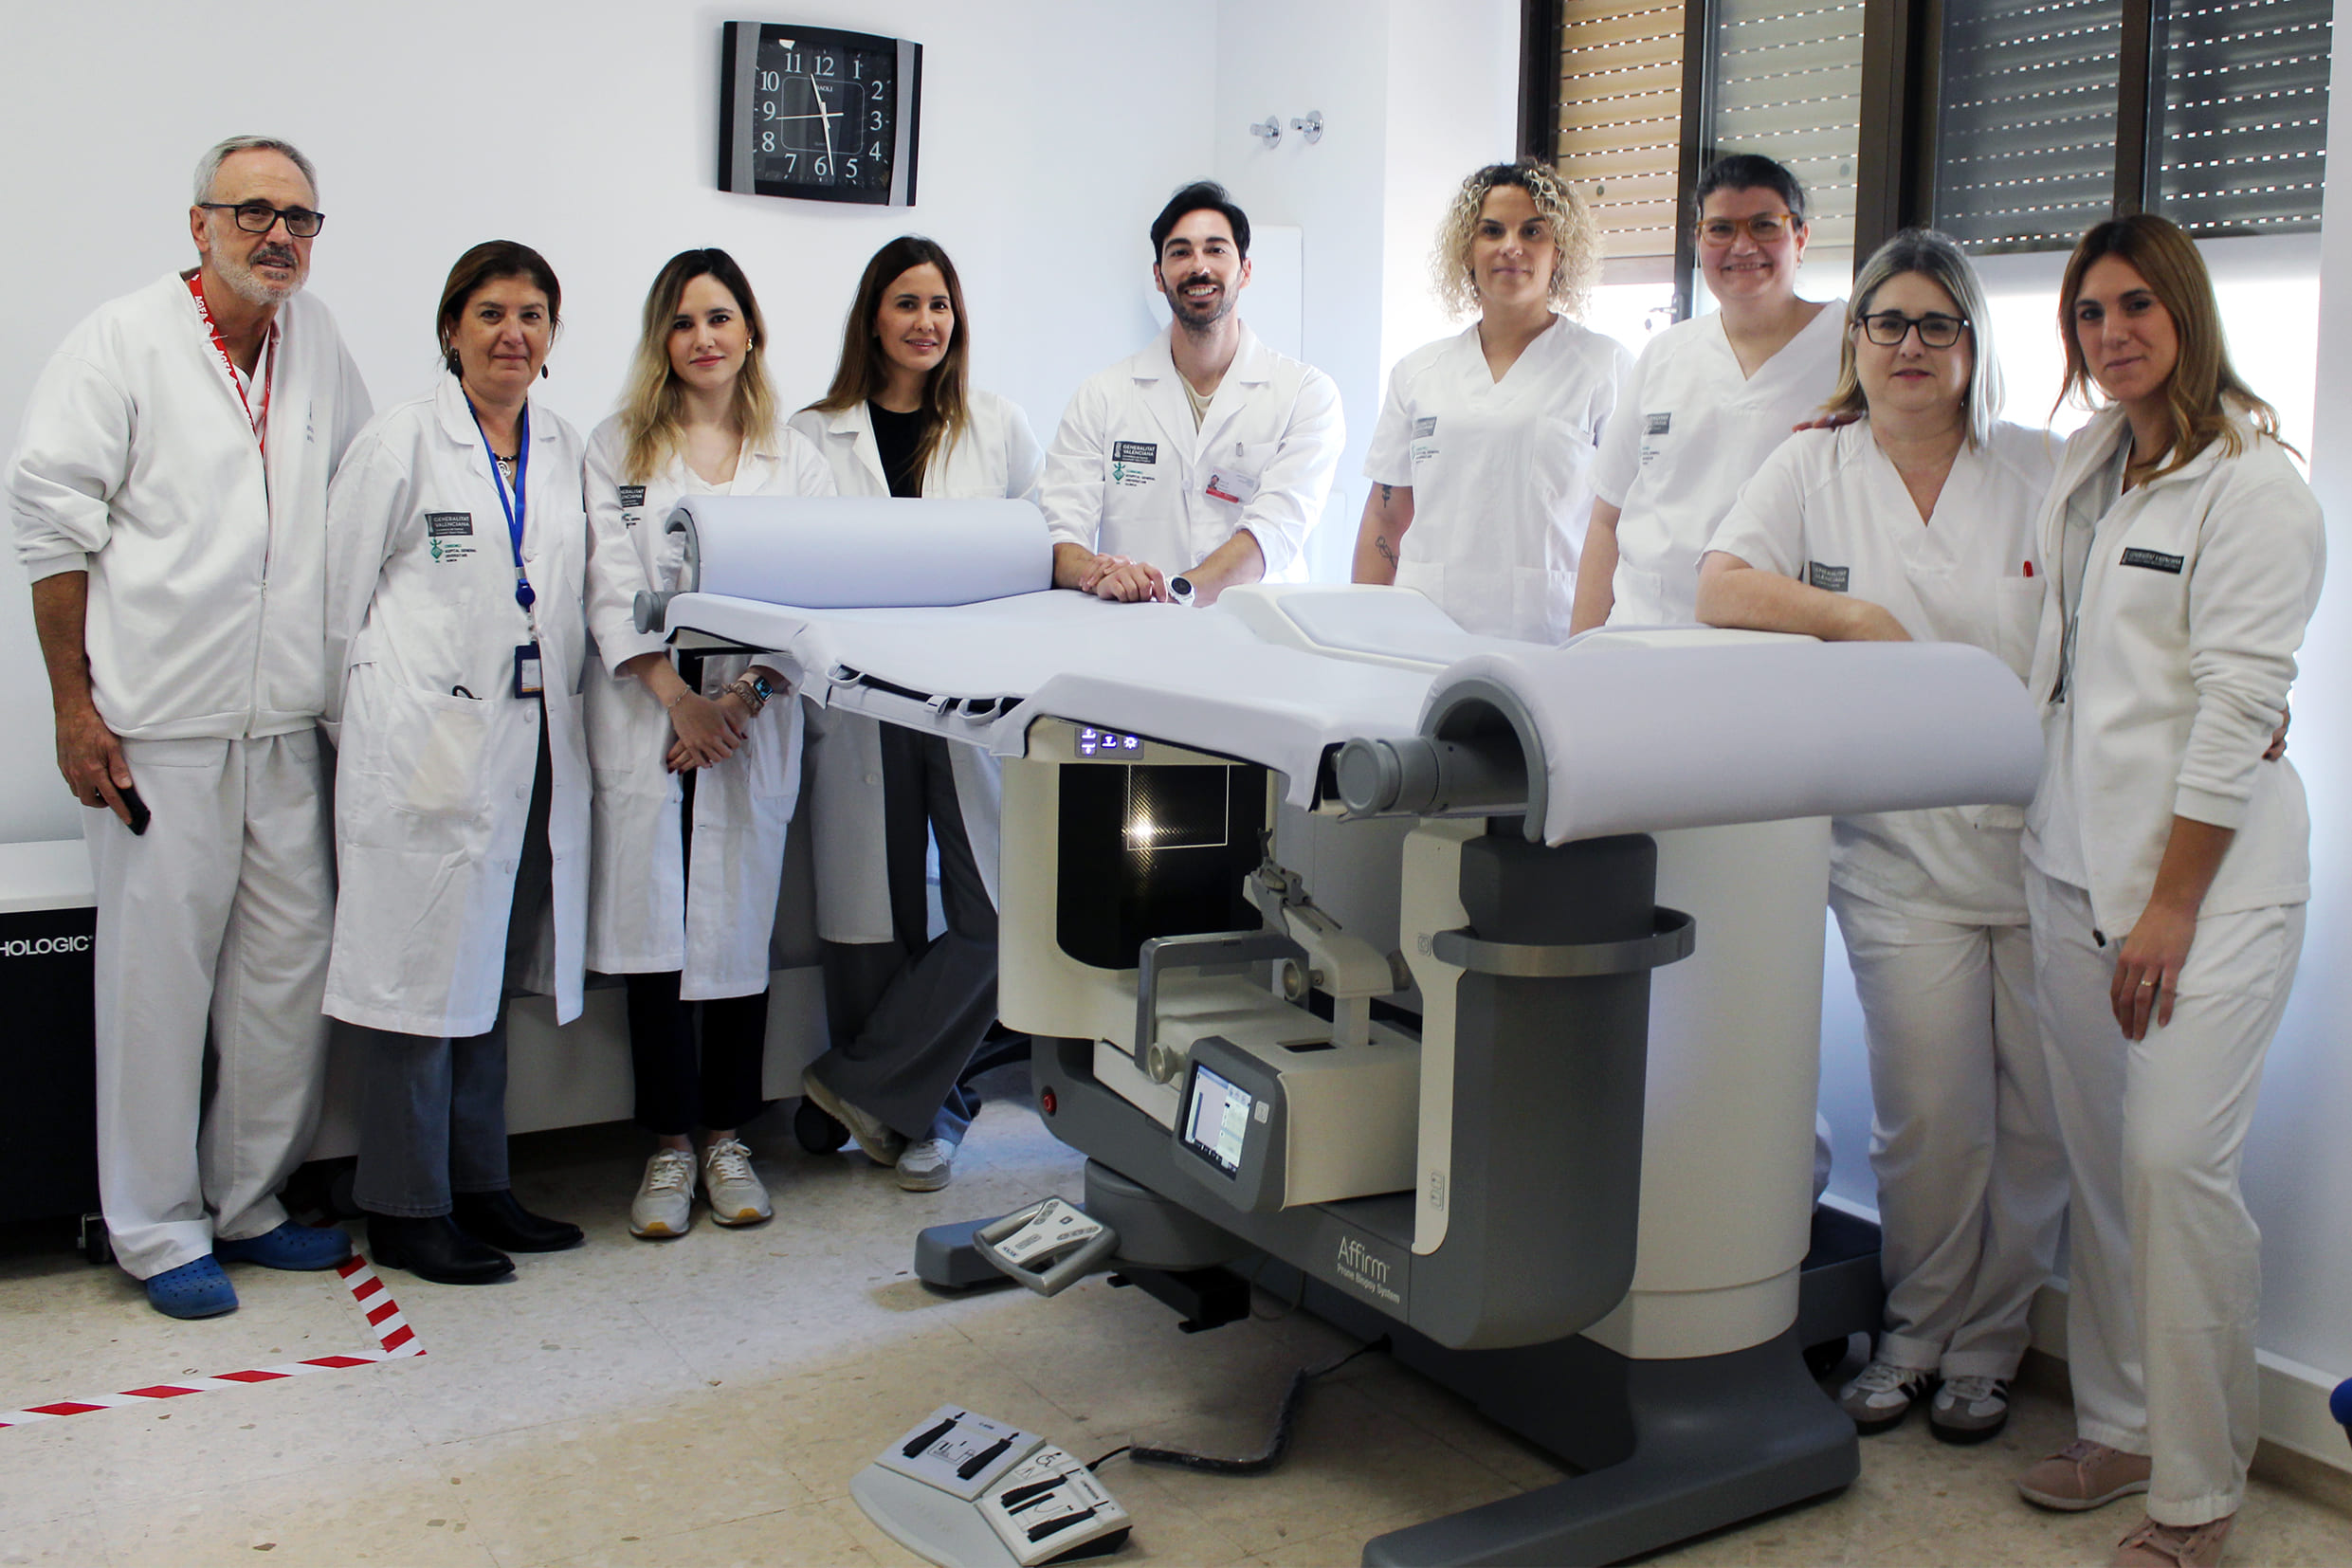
[214,1219,353,1270]
[145,1255,239,1319]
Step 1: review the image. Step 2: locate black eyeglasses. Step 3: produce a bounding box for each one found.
[1858,310,1969,348]
[198,201,325,239]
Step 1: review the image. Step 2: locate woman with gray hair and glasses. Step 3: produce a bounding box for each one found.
[1695,229,2067,1444]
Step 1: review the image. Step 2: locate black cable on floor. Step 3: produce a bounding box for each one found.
[1086,1336,1391,1477]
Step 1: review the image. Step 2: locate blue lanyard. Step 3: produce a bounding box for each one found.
[466,397,536,611]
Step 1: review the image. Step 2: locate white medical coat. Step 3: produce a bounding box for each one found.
[580,418,835,994]
[1363,317,1631,642]
[2021,407,2324,933]
[1593,302,1846,626]
[9,271,373,737]
[1038,324,1343,581]
[321,376,600,1037]
[784,392,1044,941]
[1708,419,2054,921]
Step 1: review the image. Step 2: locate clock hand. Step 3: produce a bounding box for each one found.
[809,74,834,160]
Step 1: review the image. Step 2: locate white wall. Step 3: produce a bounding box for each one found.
[1212,0,1522,585]
[0,0,1212,845]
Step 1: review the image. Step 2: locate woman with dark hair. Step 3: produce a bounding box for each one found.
[1352,159,1631,641]
[1698,229,2066,1445]
[1571,152,1846,631]
[2008,213,2321,1568]
[321,242,609,1284]
[582,248,834,1238]
[785,235,1045,1193]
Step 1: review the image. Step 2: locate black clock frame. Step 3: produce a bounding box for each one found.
[719,20,921,208]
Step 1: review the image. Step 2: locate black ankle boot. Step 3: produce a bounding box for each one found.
[367,1212,514,1285]
[451,1190,584,1253]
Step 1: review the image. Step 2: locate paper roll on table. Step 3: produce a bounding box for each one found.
[633,495,1054,632]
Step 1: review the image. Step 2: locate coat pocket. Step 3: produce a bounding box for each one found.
[348,665,493,821]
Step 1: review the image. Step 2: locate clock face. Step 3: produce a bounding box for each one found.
[720,23,921,207]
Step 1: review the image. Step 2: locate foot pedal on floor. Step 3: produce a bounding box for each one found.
[851,1406,1131,1566]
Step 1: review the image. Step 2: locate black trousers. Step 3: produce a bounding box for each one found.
[626,762,771,1137]
[811,725,997,1144]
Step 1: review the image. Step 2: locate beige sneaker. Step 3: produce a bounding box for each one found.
[629,1148,697,1239]
[800,1070,907,1167]
[700,1138,773,1226]
[2016,1440,2154,1511]
[2113,1513,2233,1566]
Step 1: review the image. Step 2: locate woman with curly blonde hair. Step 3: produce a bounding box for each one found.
[1352,159,1630,641]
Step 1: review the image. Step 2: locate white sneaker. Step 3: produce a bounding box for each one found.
[1837,1359,1932,1434]
[629,1148,698,1238]
[1929,1374,2011,1443]
[701,1137,774,1226]
[896,1138,957,1192]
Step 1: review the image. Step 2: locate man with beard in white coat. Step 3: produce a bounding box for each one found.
[9,137,372,1318]
[1041,181,1344,606]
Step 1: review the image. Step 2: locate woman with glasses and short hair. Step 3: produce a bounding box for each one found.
[2005,213,2320,1568]
[1350,160,1632,642]
[1697,229,2067,1447]
[581,248,835,1240]
[784,235,1046,1194]
[321,241,607,1285]
[1571,153,1847,632]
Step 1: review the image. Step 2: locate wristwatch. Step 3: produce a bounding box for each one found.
[1169,574,1196,608]
[728,672,775,716]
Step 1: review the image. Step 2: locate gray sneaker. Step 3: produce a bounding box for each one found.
[629,1148,697,1238]
[701,1138,773,1226]
[1837,1359,1933,1434]
[896,1138,957,1192]
[1929,1374,2011,1444]
[800,1070,907,1167]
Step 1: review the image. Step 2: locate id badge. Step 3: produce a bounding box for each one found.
[513,642,543,698]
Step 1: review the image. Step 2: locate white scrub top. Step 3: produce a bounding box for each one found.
[1363,316,1632,642]
[1707,418,2055,921]
[1593,302,1847,626]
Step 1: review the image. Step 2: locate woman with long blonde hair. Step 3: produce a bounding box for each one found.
[1352,159,1630,642]
[2009,213,2320,1568]
[787,234,1045,1194]
[582,246,833,1240]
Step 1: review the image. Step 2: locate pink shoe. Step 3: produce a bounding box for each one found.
[2112,1512,2233,1567]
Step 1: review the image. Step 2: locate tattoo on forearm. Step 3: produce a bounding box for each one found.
[1375,534,1397,567]
[1378,483,1393,505]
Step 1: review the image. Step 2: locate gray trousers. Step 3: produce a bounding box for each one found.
[812,725,996,1144]
[352,726,553,1216]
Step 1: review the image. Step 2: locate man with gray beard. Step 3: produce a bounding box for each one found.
[8,136,373,1318]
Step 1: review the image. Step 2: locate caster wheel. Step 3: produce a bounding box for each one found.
[1805,1333,1859,1380]
[80,1212,112,1267]
[794,1097,849,1156]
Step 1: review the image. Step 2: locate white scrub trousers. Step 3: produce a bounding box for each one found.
[2025,869,2304,1526]
[1831,885,2068,1380]
[82,731,334,1280]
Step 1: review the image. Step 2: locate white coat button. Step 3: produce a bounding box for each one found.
[515,786,527,800]
[865,772,881,784]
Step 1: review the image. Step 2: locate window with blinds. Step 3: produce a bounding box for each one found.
[1933,0,2330,251]
[1934,0,2124,251]
[1708,0,1867,249]
[2154,0,2331,235]
[1553,0,1687,261]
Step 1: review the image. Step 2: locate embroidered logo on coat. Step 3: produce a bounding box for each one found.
[617,484,647,510]
[1807,562,1851,593]
[1646,412,1671,435]
[2119,547,2184,574]
[427,512,473,538]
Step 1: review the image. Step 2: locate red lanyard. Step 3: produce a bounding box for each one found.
[186,273,276,455]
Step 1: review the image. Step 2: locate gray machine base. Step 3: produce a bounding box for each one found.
[914,1223,1868,1567]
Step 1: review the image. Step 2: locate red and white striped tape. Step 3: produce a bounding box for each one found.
[0,1252,424,1431]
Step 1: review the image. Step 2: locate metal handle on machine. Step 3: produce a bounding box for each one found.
[1430,906,1696,977]
[1135,929,1309,1084]
[630,508,702,635]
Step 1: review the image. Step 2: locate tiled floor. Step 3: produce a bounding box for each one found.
[2,1092,2344,1568]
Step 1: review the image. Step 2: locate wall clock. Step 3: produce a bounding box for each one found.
[719,21,921,207]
